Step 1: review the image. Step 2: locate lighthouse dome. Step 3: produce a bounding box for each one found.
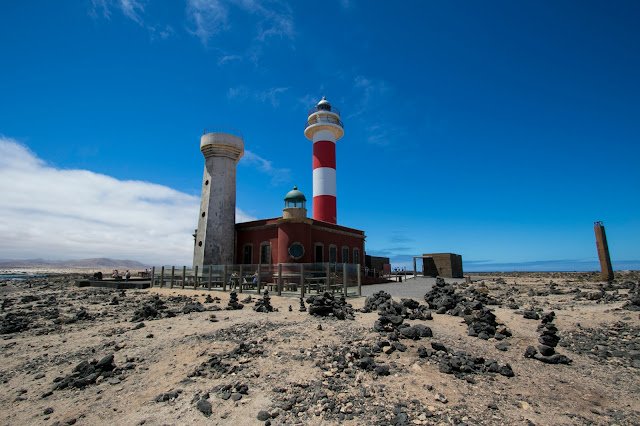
[317,96,331,111]
[284,186,306,208]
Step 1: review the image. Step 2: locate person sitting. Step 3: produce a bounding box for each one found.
[125,270,131,281]
[112,269,120,279]
[230,271,239,290]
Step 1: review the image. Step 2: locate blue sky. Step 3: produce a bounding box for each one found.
[0,0,638,271]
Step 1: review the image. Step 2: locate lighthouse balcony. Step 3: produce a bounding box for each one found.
[305,116,344,130]
[308,105,340,117]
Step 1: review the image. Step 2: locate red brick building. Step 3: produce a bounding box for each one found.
[235,186,365,266]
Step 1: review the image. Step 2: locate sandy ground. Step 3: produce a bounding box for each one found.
[1,271,639,425]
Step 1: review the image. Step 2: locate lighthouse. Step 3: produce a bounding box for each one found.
[193,127,244,268]
[304,96,344,224]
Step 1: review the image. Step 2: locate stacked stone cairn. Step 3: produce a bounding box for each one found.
[524,311,572,364]
[298,296,307,312]
[52,353,118,390]
[253,290,274,313]
[367,291,433,339]
[226,291,244,310]
[624,281,640,311]
[424,278,510,341]
[305,292,354,320]
[418,342,514,379]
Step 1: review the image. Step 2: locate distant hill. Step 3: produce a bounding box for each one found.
[0,258,149,269]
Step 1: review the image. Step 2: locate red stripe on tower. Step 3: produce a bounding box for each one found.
[304,96,344,224]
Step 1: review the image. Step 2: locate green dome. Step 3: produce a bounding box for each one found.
[284,186,306,208]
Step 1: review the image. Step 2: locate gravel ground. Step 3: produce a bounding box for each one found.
[2,272,639,425]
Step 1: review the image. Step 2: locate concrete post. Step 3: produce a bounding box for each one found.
[160,266,164,288]
[300,264,305,297]
[181,266,186,289]
[222,265,227,291]
[194,265,199,289]
[343,263,348,297]
[170,266,175,289]
[594,221,614,281]
[208,266,212,290]
[357,266,361,296]
[413,257,417,279]
[239,265,243,294]
[277,264,282,296]
[151,266,155,287]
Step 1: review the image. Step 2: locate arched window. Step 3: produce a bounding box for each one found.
[329,245,337,264]
[353,248,360,265]
[341,246,349,264]
[260,242,271,264]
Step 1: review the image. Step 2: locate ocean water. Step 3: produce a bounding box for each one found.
[0,274,46,281]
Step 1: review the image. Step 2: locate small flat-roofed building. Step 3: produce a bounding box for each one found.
[422,253,463,278]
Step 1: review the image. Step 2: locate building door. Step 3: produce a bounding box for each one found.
[315,244,324,263]
[243,244,253,264]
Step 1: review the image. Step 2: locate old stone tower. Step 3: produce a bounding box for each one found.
[192,127,244,268]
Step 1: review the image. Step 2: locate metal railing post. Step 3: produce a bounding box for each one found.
[160,266,164,288]
[181,266,186,289]
[300,264,305,297]
[357,266,361,296]
[170,266,175,289]
[277,264,282,296]
[326,262,331,292]
[151,266,155,287]
[208,266,212,290]
[239,265,243,293]
[257,267,262,294]
[194,265,198,289]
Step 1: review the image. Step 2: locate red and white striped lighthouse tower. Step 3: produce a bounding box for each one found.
[304,96,344,224]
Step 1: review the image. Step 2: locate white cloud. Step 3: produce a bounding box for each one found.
[218,54,243,65]
[186,0,230,45]
[90,0,144,24]
[0,137,255,265]
[90,0,111,19]
[349,75,391,118]
[227,85,249,100]
[186,0,294,49]
[119,0,144,23]
[227,86,289,108]
[240,150,291,185]
[257,87,289,107]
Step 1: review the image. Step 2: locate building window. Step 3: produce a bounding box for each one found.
[260,242,271,264]
[329,245,337,264]
[353,248,360,265]
[315,243,324,263]
[242,244,253,264]
[342,246,349,264]
[288,242,305,260]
